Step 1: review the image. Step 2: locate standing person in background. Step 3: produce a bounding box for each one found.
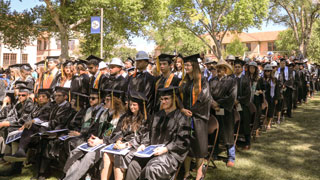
[174,54,184,79]
[87,55,107,90]
[180,54,211,180]
[42,56,61,89]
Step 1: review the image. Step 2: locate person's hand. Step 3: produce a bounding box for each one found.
[2,96,11,107]
[181,108,192,117]
[69,131,80,137]
[19,125,25,131]
[275,100,278,105]
[0,121,10,128]
[114,142,127,150]
[24,120,34,129]
[153,147,168,156]
[87,136,103,147]
[215,107,220,112]
[137,145,146,152]
[235,100,239,105]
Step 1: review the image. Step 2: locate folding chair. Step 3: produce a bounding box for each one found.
[203,115,219,178]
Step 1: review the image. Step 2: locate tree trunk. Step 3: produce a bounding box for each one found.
[60,31,69,62]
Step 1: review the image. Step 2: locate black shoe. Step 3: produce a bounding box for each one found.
[4,149,27,162]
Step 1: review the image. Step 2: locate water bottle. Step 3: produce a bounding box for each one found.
[85,174,91,180]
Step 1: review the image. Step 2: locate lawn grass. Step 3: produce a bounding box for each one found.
[1,95,320,180]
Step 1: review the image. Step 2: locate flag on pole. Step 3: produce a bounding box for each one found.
[91,16,101,34]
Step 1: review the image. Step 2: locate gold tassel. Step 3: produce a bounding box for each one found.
[111,91,114,109]
[143,101,147,120]
[44,60,47,72]
[69,90,71,102]
[76,95,80,111]
[156,57,160,74]
[61,64,64,79]
[182,61,185,81]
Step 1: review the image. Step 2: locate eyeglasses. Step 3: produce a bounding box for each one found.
[18,94,27,97]
[54,94,63,97]
[105,98,111,101]
[88,66,95,70]
[89,97,98,100]
[160,97,171,102]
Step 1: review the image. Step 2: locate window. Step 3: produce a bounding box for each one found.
[43,40,47,50]
[22,54,28,63]
[56,40,61,49]
[37,40,42,50]
[268,42,276,51]
[68,40,75,50]
[3,53,17,67]
[246,43,251,51]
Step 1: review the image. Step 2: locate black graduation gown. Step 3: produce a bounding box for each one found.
[181,76,210,158]
[126,109,190,180]
[48,101,74,130]
[100,74,128,92]
[6,98,35,132]
[209,75,237,146]
[232,74,251,136]
[261,78,280,118]
[127,71,156,115]
[153,74,181,113]
[49,71,61,89]
[71,74,90,95]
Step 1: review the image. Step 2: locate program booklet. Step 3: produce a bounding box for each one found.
[134,144,165,158]
[6,130,23,144]
[100,143,131,155]
[77,143,106,152]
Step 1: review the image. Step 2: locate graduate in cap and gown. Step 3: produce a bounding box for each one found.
[101,90,149,180]
[34,87,74,179]
[101,58,128,92]
[209,58,237,167]
[231,59,252,149]
[153,54,181,113]
[127,51,155,115]
[42,56,61,89]
[71,59,90,95]
[87,55,107,90]
[125,86,191,180]
[54,60,75,88]
[4,88,53,162]
[179,54,211,180]
[63,89,126,180]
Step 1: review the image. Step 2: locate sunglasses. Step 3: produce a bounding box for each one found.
[18,94,27,97]
[54,94,63,97]
[89,97,98,100]
[88,67,95,69]
[105,98,111,101]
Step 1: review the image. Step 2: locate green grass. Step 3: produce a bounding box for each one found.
[205,95,320,180]
[1,95,320,180]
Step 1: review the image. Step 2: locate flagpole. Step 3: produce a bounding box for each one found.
[100,8,103,59]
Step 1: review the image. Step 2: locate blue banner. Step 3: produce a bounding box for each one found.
[91,16,101,34]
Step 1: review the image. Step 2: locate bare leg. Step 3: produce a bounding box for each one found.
[101,153,114,180]
[114,167,125,180]
[195,158,204,180]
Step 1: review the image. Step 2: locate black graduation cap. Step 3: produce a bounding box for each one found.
[158,86,179,96]
[103,89,124,99]
[14,80,29,88]
[128,90,147,119]
[126,57,134,65]
[63,60,74,67]
[127,67,135,72]
[183,54,200,63]
[76,59,88,65]
[16,85,33,93]
[54,86,70,95]
[35,60,46,67]
[8,64,20,70]
[90,88,100,95]
[280,58,286,62]
[86,55,103,62]
[5,90,15,100]
[158,54,175,64]
[38,88,53,97]
[234,59,245,66]
[72,92,89,111]
[20,63,32,71]
[46,56,60,62]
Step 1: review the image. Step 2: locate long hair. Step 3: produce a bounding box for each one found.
[263,70,276,83]
[121,101,144,132]
[184,61,202,97]
[111,97,126,119]
[245,66,259,82]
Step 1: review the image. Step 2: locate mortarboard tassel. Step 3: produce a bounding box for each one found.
[156,57,160,75]
[61,64,64,79]
[111,91,114,109]
[143,101,147,120]
[69,90,71,102]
